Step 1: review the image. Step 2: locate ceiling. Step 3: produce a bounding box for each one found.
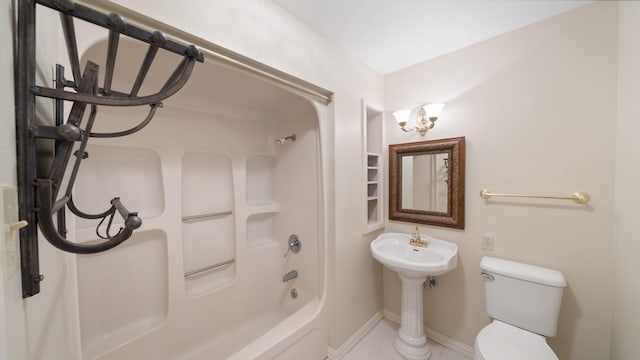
[271,0,592,74]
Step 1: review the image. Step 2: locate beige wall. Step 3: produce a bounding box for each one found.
[384,3,617,360]
[0,1,15,187]
[0,0,15,356]
[610,2,640,359]
[1,4,81,360]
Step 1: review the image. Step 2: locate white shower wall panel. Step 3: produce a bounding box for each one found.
[71,97,322,358]
[182,152,234,217]
[69,35,326,358]
[76,230,168,359]
[73,145,164,230]
[246,155,276,205]
[181,152,236,296]
[271,114,321,296]
[182,217,236,295]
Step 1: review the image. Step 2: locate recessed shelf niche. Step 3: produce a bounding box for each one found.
[181,152,235,296]
[362,101,384,233]
[246,155,276,206]
[74,145,164,230]
[77,229,168,359]
[247,212,279,248]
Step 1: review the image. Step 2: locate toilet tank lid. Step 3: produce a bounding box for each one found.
[480,257,567,287]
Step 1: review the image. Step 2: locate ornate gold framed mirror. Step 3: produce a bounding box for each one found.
[389,136,465,229]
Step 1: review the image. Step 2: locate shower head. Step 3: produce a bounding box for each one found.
[275,134,296,148]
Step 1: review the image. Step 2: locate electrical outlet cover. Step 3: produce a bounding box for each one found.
[481,234,495,251]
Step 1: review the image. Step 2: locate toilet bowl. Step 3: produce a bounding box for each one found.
[475,257,566,360]
[474,320,558,360]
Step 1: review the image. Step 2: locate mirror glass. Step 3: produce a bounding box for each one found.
[389,137,465,229]
[401,153,449,213]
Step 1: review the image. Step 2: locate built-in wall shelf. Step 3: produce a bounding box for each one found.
[245,155,284,248]
[362,101,385,233]
[247,203,281,216]
[247,212,280,248]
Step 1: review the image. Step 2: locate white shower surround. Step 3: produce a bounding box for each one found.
[68,38,330,359]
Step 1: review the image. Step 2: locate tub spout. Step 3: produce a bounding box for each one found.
[283,270,298,282]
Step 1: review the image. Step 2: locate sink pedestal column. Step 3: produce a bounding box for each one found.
[394,273,431,360]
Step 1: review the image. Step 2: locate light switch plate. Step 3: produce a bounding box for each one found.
[2,186,19,283]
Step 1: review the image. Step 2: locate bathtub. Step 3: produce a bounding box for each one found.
[69,37,330,360]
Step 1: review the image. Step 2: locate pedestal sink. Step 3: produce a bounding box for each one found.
[371,232,458,360]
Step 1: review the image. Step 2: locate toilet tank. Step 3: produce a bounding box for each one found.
[480,256,567,337]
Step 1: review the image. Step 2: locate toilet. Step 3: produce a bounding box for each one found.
[475,256,567,360]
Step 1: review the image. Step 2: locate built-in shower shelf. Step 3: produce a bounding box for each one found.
[247,211,280,248]
[247,203,281,215]
[247,237,280,249]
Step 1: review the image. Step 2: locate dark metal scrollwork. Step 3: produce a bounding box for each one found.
[15,0,203,297]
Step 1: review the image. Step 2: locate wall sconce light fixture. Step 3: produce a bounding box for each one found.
[392,103,445,136]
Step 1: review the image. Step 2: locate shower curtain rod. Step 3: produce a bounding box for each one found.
[79,0,335,105]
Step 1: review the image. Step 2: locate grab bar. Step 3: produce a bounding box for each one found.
[184,259,235,278]
[181,211,233,221]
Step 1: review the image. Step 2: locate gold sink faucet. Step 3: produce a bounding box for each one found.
[409,226,428,247]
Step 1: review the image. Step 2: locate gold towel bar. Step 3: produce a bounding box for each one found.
[479,189,590,204]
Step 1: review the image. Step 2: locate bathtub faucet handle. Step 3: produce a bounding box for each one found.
[283,234,301,258]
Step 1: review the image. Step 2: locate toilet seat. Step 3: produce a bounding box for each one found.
[475,320,558,360]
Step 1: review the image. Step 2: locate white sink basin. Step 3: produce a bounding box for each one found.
[371,232,458,277]
[370,232,459,359]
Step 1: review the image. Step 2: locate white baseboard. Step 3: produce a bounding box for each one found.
[382,309,475,359]
[327,310,384,360]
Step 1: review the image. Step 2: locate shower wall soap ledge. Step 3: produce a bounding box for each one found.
[247,203,281,215]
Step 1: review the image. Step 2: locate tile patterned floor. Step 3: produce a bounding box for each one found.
[343,319,473,360]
